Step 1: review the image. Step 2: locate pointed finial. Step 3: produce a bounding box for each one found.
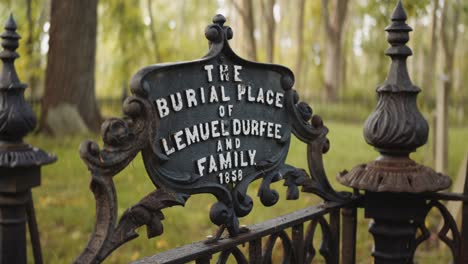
[5,13,17,30]
[1,13,20,56]
[0,13,24,91]
[391,0,408,21]
[337,0,451,193]
[385,0,412,58]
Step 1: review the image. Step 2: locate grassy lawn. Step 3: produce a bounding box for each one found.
[26,121,468,263]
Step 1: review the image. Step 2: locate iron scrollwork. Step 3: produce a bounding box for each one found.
[412,200,461,263]
[76,14,351,263]
[74,97,187,263]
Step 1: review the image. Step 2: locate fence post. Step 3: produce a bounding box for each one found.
[0,14,56,264]
[337,1,451,263]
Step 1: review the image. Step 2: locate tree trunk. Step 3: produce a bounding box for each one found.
[435,0,461,172]
[146,0,161,62]
[231,0,257,61]
[321,0,349,102]
[422,0,440,105]
[40,0,101,135]
[261,0,275,63]
[294,0,306,90]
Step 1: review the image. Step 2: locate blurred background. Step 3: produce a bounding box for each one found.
[0,0,467,263]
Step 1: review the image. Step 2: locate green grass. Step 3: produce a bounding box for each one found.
[25,121,468,263]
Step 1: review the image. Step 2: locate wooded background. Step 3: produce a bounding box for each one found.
[0,0,466,134]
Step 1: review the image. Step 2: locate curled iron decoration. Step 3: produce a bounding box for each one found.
[304,216,333,264]
[74,96,187,264]
[431,200,461,262]
[412,200,461,263]
[287,90,351,203]
[263,230,296,264]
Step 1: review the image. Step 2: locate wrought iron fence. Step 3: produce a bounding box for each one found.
[0,1,467,264]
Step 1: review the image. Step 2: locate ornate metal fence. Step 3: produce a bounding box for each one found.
[0,1,467,264]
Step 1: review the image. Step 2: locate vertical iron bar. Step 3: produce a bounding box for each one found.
[329,209,340,264]
[341,207,356,264]
[249,238,262,264]
[460,160,468,264]
[292,223,304,264]
[195,255,212,264]
[26,191,43,264]
[0,192,28,264]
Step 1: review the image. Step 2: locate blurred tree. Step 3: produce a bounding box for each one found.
[422,0,440,103]
[146,0,161,62]
[40,0,101,134]
[261,0,275,63]
[440,0,460,92]
[321,0,349,102]
[294,0,306,90]
[231,0,257,60]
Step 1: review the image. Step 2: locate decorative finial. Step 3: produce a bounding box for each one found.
[0,13,24,90]
[391,0,408,21]
[0,14,55,167]
[205,14,233,44]
[365,0,424,153]
[212,14,226,27]
[337,0,451,193]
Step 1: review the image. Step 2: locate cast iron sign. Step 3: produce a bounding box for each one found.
[126,14,321,235]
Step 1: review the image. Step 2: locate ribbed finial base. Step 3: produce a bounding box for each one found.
[337,156,451,193]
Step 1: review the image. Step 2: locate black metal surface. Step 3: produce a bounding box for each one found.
[0,14,56,264]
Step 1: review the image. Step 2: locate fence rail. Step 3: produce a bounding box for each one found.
[133,201,357,264]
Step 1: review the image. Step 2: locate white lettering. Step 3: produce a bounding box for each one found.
[156,98,170,118]
[209,85,219,103]
[232,119,241,135]
[217,140,223,152]
[237,84,246,101]
[204,65,214,82]
[209,155,218,173]
[275,124,282,139]
[197,157,207,176]
[276,93,284,108]
[211,120,220,138]
[185,126,200,145]
[225,138,233,151]
[161,138,175,156]
[173,131,186,150]
[256,88,265,103]
[170,93,183,111]
[219,65,229,81]
[185,89,197,107]
[234,65,242,82]
[266,90,274,105]
[220,85,230,102]
[248,149,256,165]
[218,105,225,117]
